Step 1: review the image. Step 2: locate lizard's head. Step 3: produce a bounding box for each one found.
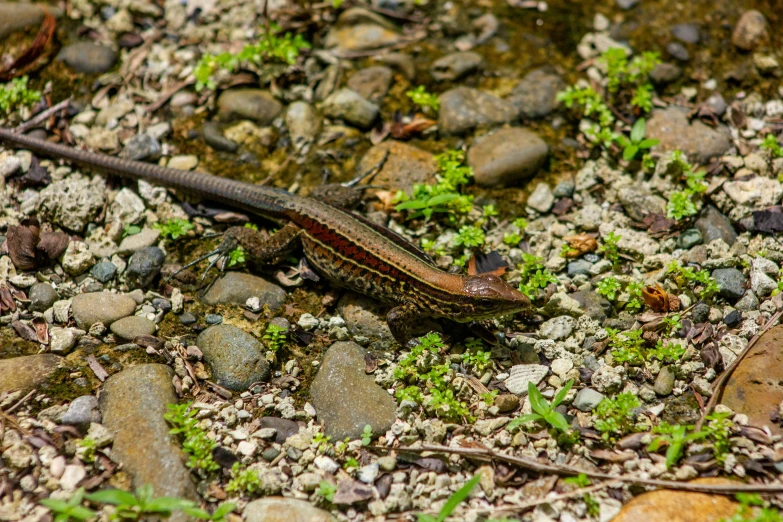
[459,274,531,320]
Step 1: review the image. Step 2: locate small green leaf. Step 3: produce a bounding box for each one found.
[639,138,659,148]
[86,489,139,506]
[40,499,71,511]
[630,118,646,143]
[527,382,548,415]
[623,144,639,161]
[545,411,570,432]
[436,474,481,522]
[143,497,196,513]
[395,200,428,211]
[552,379,574,408]
[212,502,237,519]
[427,193,459,206]
[181,506,212,520]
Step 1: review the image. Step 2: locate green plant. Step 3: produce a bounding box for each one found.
[703,411,734,463]
[482,204,499,218]
[761,134,783,158]
[625,280,645,312]
[164,403,219,473]
[40,488,96,522]
[194,23,310,91]
[503,231,522,245]
[183,502,237,522]
[648,422,706,468]
[0,76,41,114]
[394,333,471,421]
[417,474,481,522]
[600,48,660,112]
[517,253,559,299]
[262,323,287,352]
[606,328,646,365]
[720,493,783,522]
[648,340,685,363]
[225,463,261,495]
[153,218,194,240]
[593,392,641,441]
[453,225,485,248]
[406,85,440,112]
[667,260,720,299]
[617,118,660,160]
[461,338,492,373]
[507,380,573,433]
[312,431,332,453]
[228,246,246,267]
[599,232,622,264]
[122,224,141,238]
[596,277,622,301]
[85,485,195,521]
[317,480,337,502]
[665,151,707,220]
[395,150,473,221]
[480,390,498,405]
[361,424,373,446]
[562,474,599,517]
[78,436,98,463]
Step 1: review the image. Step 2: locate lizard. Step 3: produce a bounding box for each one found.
[0,126,530,344]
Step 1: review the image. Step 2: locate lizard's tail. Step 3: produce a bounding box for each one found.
[0,126,290,218]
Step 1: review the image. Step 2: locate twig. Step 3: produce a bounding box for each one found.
[5,390,35,414]
[695,309,783,431]
[143,80,194,113]
[375,444,783,494]
[15,98,71,133]
[330,35,426,59]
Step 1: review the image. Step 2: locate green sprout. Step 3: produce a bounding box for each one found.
[361,424,373,446]
[228,246,246,267]
[406,85,440,112]
[596,276,622,301]
[153,218,194,240]
[122,224,141,238]
[617,118,660,161]
[665,151,707,220]
[593,392,641,441]
[599,232,622,265]
[317,481,337,503]
[0,76,41,114]
[40,488,96,522]
[507,380,573,433]
[164,403,219,473]
[761,133,783,158]
[225,463,262,495]
[85,485,196,521]
[262,323,287,352]
[417,474,480,522]
[517,253,559,299]
[453,225,486,248]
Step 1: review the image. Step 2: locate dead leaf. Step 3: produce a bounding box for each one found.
[12,320,39,342]
[642,283,669,312]
[33,317,49,345]
[0,286,17,312]
[467,251,508,276]
[86,355,109,382]
[364,353,378,373]
[370,122,390,145]
[589,449,637,463]
[562,234,598,258]
[37,231,70,260]
[6,224,39,270]
[0,9,56,79]
[332,479,374,505]
[390,115,437,140]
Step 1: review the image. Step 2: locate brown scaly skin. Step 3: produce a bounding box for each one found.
[0,127,530,344]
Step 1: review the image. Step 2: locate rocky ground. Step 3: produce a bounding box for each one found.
[2,0,783,521]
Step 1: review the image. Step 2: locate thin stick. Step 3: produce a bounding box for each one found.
[695,309,783,431]
[378,444,783,494]
[5,390,35,414]
[15,98,71,133]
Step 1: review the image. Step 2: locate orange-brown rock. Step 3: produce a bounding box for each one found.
[612,479,738,522]
[721,325,783,434]
[356,141,436,194]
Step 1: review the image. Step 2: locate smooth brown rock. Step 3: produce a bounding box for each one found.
[99,364,197,521]
[646,107,731,164]
[732,10,769,51]
[721,325,783,434]
[357,141,436,193]
[201,272,285,310]
[438,87,519,135]
[71,292,137,329]
[468,127,548,187]
[245,497,336,522]
[612,479,737,522]
[0,354,63,394]
[0,3,62,40]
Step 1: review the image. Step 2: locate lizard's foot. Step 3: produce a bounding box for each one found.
[166,231,239,284]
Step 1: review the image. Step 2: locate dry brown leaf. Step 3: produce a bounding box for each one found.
[642,283,669,312]
[562,234,598,258]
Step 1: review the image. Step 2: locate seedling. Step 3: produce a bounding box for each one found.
[593,392,641,441]
[395,150,473,222]
[262,323,287,352]
[761,133,783,158]
[406,85,440,112]
[517,253,559,299]
[0,76,41,114]
[40,488,96,522]
[361,424,373,446]
[596,276,622,301]
[507,380,573,433]
[599,232,622,265]
[153,218,194,240]
[317,480,337,502]
[617,118,659,160]
[225,463,261,495]
[85,484,195,521]
[164,403,219,472]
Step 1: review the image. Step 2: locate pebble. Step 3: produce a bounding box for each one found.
[28,282,58,312]
[615,0,639,9]
[217,89,282,124]
[653,366,675,395]
[117,227,160,254]
[35,174,106,232]
[346,66,393,102]
[61,396,101,431]
[676,229,702,249]
[205,314,223,325]
[337,293,393,342]
[567,259,592,277]
[526,182,555,213]
[121,133,161,161]
[72,292,136,328]
[179,313,197,325]
[0,354,63,394]
[167,155,198,171]
[60,464,86,491]
[61,241,95,276]
[49,327,78,354]
[245,498,337,522]
[539,316,575,340]
[99,365,198,514]
[505,364,549,395]
[110,316,156,341]
[508,68,565,119]
[732,10,769,51]
[692,302,710,323]
[57,42,118,73]
[695,206,736,246]
[467,127,549,187]
[649,62,682,85]
[197,325,271,390]
[321,88,379,130]
[310,342,397,439]
[711,268,747,300]
[751,269,777,297]
[671,23,700,44]
[646,107,732,164]
[286,102,321,147]
[438,87,519,135]
[666,42,689,62]
[494,393,520,413]
[259,417,301,443]
[618,186,667,222]
[202,272,286,311]
[431,52,483,81]
[125,246,165,288]
[724,309,742,328]
[356,141,436,193]
[201,122,239,153]
[573,388,605,411]
[91,261,118,283]
[612,481,738,522]
[0,2,62,39]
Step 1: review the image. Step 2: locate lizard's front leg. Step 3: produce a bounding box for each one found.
[223,222,302,266]
[387,301,425,346]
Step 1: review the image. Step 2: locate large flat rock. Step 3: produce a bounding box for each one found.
[0,354,63,394]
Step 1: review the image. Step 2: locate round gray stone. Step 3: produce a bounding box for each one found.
[310,341,396,439]
[29,282,58,312]
[245,497,336,522]
[468,127,549,188]
[126,246,165,288]
[57,42,118,73]
[646,107,731,165]
[321,88,379,130]
[217,89,282,124]
[696,206,736,246]
[61,395,101,430]
[508,68,565,119]
[573,388,605,411]
[201,272,286,311]
[110,316,156,341]
[438,87,519,135]
[197,325,270,390]
[91,261,118,283]
[712,268,747,300]
[653,366,675,396]
[72,292,137,329]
